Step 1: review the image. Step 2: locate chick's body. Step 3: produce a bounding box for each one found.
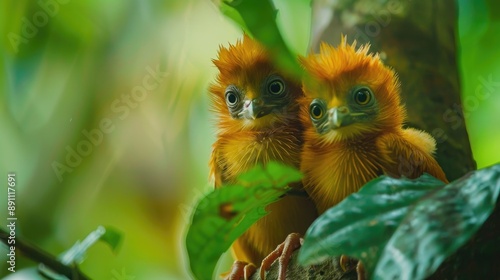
[209,36,317,264]
[300,38,448,214]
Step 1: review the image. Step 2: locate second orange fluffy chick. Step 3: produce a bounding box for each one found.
[299,37,448,214]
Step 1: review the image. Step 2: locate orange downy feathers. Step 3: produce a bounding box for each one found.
[209,35,317,264]
[300,37,448,214]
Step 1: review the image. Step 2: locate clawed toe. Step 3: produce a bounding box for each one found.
[224,261,256,280]
[260,233,303,280]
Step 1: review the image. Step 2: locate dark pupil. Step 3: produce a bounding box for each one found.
[227,93,237,104]
[357,91,368,103]
[312,105,321,117]
[270,82,282,94]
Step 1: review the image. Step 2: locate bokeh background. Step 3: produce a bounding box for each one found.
[0,0,499,279]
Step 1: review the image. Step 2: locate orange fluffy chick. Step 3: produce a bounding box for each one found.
[208,35,317,277]
[299,37,448,215]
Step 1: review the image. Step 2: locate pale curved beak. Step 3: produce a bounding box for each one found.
[328,106,350,129]
[239,98,269,119]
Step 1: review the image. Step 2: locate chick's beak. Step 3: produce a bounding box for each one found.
[239,98,269,119]
[328,106,351,129]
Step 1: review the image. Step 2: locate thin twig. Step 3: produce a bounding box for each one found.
[0,228,89,280]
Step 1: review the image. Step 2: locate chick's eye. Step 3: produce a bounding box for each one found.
[354,88,372,105]
[310,103,324,120]
[225,91,239,106]
[268,79,285,96]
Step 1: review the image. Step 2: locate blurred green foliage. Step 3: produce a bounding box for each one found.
[458,0,500,169]
[1,1,241,279]
[0,0,498,279]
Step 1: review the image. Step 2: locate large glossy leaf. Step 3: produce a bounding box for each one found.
[299,164,500,279]
[298,174,446,274]
[374,164,500,279]
[213,0,305,77]
[186,162,302,280]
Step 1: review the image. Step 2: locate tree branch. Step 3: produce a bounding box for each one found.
[250,255,358,280]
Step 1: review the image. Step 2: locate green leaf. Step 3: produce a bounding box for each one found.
[374,164,500,279]
[298,174,446,274]
[213,0,306,78]
[58,226,123,265]
[186,162,302,280]
[98,226,123,253]
[38,226,123,279]
[273,0,312,55]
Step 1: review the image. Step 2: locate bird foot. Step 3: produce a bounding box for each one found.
[223,261,256,280]
[339,255,366,280]
[259,233,303,280]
